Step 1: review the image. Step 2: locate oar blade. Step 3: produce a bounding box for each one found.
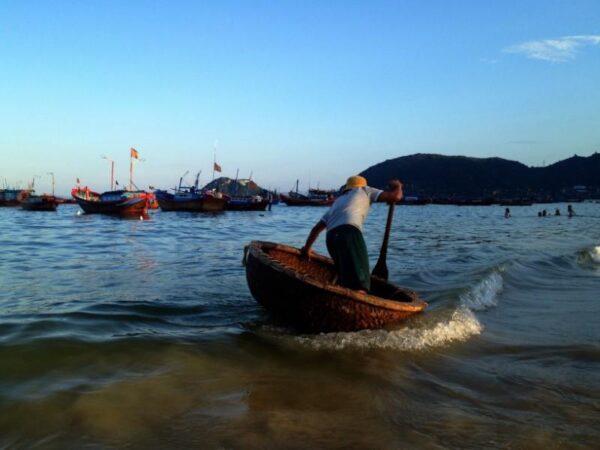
[372,257,388,280]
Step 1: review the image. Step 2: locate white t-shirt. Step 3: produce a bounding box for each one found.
[321,186,383,232]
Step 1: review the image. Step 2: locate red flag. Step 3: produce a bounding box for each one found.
[130,148,139,159]
[213,162,222,173]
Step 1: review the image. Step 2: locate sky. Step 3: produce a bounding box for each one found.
[1,0,599,195]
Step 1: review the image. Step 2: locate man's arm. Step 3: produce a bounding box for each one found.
[301,220,326,257]
[377,180,403,204]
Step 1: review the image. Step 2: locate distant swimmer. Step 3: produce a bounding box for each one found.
[555,208,561,216]
[542,209,547,217]
[504,208,511,219]
[568,204,575,218]
[538,211,542,217]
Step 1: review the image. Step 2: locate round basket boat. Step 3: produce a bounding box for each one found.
[244,241,427,333]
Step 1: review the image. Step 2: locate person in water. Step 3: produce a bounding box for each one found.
[301,175,403,293]
[555,208,561,216]
[504,208,511,219]
[568,204,575,218]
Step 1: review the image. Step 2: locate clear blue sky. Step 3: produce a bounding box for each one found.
[1,0,599,195]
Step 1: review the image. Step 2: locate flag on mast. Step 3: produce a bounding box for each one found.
[130,148,139,159]
[213,162,222,173]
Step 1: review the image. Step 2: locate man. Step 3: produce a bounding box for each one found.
[301,175,403,293]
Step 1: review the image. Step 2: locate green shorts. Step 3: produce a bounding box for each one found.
[326,224,371,292]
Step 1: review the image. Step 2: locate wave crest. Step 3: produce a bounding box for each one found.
[293,307,482,351]
[280,269,505,351]
[459,271,503,311]
[590,246,600,264]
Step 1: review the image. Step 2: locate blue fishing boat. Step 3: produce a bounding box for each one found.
[155,172,227,212]
[0,189,31,207]
[226,196,269,211]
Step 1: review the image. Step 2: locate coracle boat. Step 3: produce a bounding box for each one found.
[21,195,59,211]
[71,187,150,216]
[226,196,269,211]
[243,241,427,332]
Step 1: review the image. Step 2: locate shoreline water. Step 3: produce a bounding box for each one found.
[1,203,599,448]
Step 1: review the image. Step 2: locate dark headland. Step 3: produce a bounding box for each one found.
[360,152,600,204]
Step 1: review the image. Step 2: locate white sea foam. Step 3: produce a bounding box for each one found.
[294,307,482,351]
[590,246,600,263]
[291,270,504,351]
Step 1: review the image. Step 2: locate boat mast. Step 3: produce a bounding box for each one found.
[101,156,115,190]
[194,171,201,190]
[212,140,218,181]
[234,168,239,196]
[295,179,299,194]
[47,172,55,196]
[179,170,189,191]
[129,152,133,191]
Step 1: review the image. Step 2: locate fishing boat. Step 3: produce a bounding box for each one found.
[71,148,153,216]
[21,173,60,211]
[21,195,59,211]
[226,196,269,211]
[243,241,427,332]
[155,172,227,212]
[0,189,31,207]
[280,181,336,207]
[71,187,150,216]
[155,189,227,211]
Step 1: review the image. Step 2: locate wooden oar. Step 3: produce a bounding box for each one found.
[372,201,395,281]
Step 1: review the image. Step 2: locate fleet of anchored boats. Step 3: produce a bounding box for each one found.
[1,149,338,216]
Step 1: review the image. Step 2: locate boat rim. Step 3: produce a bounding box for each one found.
[246,240,427,312]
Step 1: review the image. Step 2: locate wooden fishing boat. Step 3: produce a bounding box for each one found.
[71,187,149,216]
[21,195,59,211]
[280,181,336,207]
[155,189,227,212]
[226,196,269,211]
[155,171,228,212]
[280,189,336,207]
[244,241,427,332]
[0,189,31,207]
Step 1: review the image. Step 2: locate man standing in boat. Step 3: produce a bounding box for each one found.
[301,176,403,293]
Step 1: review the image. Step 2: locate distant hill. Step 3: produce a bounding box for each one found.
[360,153,600,199]
[203,177,269,196]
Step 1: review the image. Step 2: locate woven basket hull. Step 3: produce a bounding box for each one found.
[245,241,427,332]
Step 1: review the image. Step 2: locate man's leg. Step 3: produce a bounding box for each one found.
[327,225,371,292]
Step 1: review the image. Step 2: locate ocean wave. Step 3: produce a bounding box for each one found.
[459,270,503,311]
[589,246,600,264]
[292,307,482,351]
[576,245,600,269]
[287,270,505,351]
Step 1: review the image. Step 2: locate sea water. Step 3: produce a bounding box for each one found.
[0,203,599,448]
